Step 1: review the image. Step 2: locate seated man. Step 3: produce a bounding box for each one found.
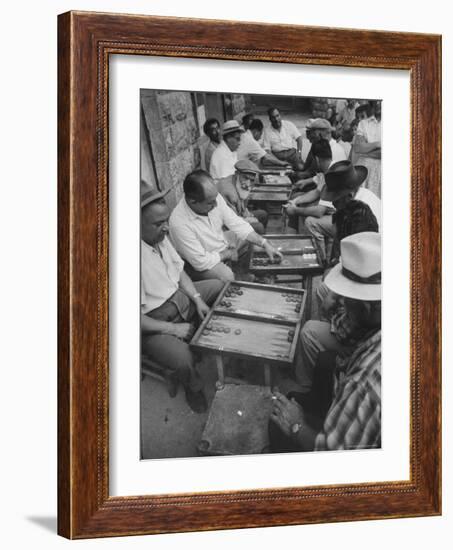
[283,138,335,246]
[302,118,347,178]
[263,107,305,173]
[242,112,255,131]
[237,119,289,170]
[286,159,380,263]
[297,201,379,390]
[270,232,381,452]
[219,159,268,235]
[209,120,244,180]
[141,190,223,413]
[169,170,282,282]
[203,117,221,171]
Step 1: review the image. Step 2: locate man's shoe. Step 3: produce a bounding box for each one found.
[185,389,208,414]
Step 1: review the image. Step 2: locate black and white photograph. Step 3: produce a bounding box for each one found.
[140,89,382,459]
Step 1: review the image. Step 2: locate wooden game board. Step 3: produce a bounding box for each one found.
[190,281,306,369]
[248,190,290,204]
[251,185,290,193]
[249,234,324,276]
[259,173,292,187]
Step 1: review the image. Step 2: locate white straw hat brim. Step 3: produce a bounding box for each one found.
[324,263,381,301]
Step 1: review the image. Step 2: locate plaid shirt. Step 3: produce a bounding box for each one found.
[315,330,381,451]
[330,305,371,348]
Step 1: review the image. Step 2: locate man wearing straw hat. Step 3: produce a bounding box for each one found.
[140,189,223,413]
[270,232,382,451]
[209,120,244,180]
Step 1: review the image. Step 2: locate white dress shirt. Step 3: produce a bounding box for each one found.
[329,138,348,164]
[237,130,266,163]
[169,195,254,272]
[141,237,184,314]
[209,140,237,179]
[263,120,301,152]
[357,116,381,143]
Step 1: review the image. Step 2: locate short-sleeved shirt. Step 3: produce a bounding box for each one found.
[141,237,184,314]
[169,195,254,272]
[204,140,219,171]
[237,130,267,163]
[209,140,238,179]
[357,116,381,143]
[263,120,301,153]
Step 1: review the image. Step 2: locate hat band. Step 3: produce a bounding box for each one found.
[342,267,381,285]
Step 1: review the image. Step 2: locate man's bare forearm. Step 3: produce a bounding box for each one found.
[178,270,199,300]
[295,205,328,218]
[261,152,288,167]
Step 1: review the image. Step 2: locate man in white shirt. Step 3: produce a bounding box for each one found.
[237,120,289,169]
[263,107,305,172]
[141,190,223,413]
[169,170,282,282]
[354,100,382,197]
[306,118,347,166]
[209,120,244,180]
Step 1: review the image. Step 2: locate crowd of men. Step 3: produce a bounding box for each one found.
[141,99,382,452]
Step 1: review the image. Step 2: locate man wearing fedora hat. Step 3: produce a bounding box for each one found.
[140,189,224,413]
[321,160,381,228]
[287,160,381,262]
[209,120,244,180]
[270,232,382,452]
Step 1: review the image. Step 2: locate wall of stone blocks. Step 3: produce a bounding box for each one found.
[141,89,249,210]
[141,89,201,210]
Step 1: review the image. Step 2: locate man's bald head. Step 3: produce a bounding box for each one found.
[183,170,219,215]
[141,199,170,246]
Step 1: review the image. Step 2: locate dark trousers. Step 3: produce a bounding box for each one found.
[142,280,223,391]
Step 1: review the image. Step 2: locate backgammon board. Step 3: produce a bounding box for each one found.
[259,173,292,187]
[249,234,325,276]
[248,189,291,205]
[190,281,306,366]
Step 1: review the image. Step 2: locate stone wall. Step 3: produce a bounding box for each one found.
[141,90,201,210]
[141,90,251,209]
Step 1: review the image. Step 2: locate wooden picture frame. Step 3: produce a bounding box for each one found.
[58,10,441,539]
